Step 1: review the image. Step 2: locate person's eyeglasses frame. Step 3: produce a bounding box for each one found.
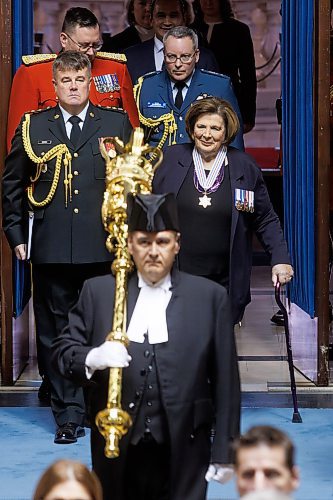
[64,32,103,52]
[164,51,198,65]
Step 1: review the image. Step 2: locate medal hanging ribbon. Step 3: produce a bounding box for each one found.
[192,146,227,208]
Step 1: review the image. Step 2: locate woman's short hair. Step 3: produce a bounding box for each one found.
[33,460,103,500]
[185,97,239,146]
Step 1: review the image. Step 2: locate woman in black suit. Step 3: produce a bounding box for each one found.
[102,0,153,53]
[191,0,257,132]
[153,97,293,323]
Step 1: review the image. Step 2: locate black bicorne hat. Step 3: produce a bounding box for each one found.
[127,193,180,233]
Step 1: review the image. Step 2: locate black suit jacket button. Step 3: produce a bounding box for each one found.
[129,402,135,409]
[144,350,150,358]
[140,369,146,376]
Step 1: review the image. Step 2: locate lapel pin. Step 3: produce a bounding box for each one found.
[54,114,60,119]
[89,112,95,118]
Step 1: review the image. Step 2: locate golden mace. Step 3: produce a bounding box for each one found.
[96,128,163,458]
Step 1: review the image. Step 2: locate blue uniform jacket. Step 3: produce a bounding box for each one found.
[137,68,244,151]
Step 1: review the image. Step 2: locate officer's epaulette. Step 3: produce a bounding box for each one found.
[199,68,229,79]
[22,54,57,66]
[97,104,126,113]
[26,106,51,116]
[140,70,162,80]
[96,51,127,63]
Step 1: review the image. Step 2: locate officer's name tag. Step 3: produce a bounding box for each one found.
[147,102,167,108]
[235,188,254,213]
[37,140,52,145]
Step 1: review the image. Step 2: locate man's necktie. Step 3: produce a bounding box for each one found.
[174,81,185,109]
[69,115,82,147]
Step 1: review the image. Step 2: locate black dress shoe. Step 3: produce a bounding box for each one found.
[38,377,51,405]
[271,309,285,326]
[54,423,85,444]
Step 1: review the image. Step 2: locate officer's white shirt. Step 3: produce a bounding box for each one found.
[171,72,194,103]
[59,102,89,139]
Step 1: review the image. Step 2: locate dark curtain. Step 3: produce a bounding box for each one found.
[12,0,33,317]
[281,0,315,317]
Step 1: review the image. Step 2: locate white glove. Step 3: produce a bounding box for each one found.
[272,264,294,286]
[205,464,234,484]
[85,341,131,378]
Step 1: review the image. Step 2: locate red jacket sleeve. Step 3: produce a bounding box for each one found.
[119,63,139,128]
[6,65,40,152]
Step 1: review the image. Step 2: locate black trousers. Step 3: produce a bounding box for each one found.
[124,438,170,500]
[32,262,110,426]
[92,429,170,500]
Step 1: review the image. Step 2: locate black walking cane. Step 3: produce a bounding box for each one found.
[274,282,302,423]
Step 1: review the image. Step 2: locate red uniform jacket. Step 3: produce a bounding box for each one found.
[6,52,139,151]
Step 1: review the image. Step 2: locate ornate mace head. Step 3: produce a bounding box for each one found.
[99,127,163,259]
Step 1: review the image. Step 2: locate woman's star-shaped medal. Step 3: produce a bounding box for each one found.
[199,193,212,208]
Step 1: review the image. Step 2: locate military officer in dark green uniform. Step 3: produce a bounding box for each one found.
[2,51,132,444]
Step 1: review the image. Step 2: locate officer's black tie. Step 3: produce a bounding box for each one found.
[69,115,82,147]
[174,81,185,109]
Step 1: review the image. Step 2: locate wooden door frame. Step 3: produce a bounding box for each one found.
[315,0,331,385]
[0,0,13,385]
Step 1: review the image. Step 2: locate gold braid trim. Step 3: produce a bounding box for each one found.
[134,77,178,151]
[22,113,72,208]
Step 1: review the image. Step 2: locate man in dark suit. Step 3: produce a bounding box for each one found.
[125,0,219,84]
[52,193,240,500]
[2,51,132,443]
[135,26,244,151]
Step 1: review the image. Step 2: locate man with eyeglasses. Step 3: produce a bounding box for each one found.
[134,26,244,150]
[124,0,219,85]
[6,7,139,152]
[2,51,132,445]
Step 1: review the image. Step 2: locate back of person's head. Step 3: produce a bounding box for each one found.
[234,425,295,470]
[33,459,103,500]
[61,7,99,34]
[52,51,91,79]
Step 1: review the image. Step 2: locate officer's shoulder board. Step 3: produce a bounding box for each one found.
[140,70,162,81]
[96,51,127,63]
[22,54,57,66]
[97,104,127,114]
[199,68,230,80]
[25,106,52,118]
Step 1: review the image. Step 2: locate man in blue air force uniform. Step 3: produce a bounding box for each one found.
[134,26,244,151]
[52,193,240,500]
